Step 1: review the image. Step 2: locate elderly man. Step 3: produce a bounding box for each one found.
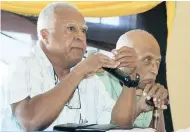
[2,2,139,131]
[97,30,168,132]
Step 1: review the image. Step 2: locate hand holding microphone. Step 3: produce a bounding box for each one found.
[111,46,137,74]
[81,46,140,87]
[103,46,140,88]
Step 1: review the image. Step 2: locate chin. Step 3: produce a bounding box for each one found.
[69,57,83,68]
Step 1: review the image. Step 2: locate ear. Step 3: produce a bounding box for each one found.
[40,29,49,44]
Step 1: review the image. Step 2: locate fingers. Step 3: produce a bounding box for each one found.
[152,84,168,104]
[115,57,137,67]
[136,89,143,96]
[96,46,138,72]
[117,62,137,68]
[155,95,169,109]
[160,89,168,101]
[161,105,167,110]
[115,56,135,63]
[96,68,104,73]
[164,99,170,105]
[156,100,168,110]
[83,53,119,77]
[98,54,120,68]
[116,46,135,54]
[115,52,133,60]
[153,88,163,102]
[146,83,160,100]
[143,83,169,110]
[143,84,153,98]
[154,95,169,110]
[112,47,137,69]
[138,82,169,110]
[101,58,119,68]
[114,48,137,60]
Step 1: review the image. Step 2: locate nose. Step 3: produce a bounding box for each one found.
[75,30,86,41]
[75,30,87,49]
[151,61,159,75]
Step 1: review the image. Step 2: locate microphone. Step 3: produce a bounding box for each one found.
[102,67,140,88]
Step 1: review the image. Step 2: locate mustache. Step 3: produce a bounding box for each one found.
[71,40,86,52]
[71,46,86,52]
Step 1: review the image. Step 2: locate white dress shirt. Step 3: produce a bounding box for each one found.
[2,43,115,131]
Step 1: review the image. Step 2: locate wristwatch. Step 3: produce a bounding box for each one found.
[122,73,140,88]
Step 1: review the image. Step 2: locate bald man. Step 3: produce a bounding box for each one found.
[97,30,168,131]
[3,2,138,131]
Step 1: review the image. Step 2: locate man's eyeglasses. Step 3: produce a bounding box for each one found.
[53,68,81,109]
[65,88,81,109]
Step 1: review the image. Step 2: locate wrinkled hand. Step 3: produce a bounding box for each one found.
[112,46,137,75]
[136,83,169,112]
[76,54,120,78]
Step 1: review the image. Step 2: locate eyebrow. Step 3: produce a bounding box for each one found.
[82,25,88,30]
[66,22,88,30]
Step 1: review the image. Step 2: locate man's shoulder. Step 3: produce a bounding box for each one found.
[9,50,42,72]
[4,51,45,88]
[13,56,33,66]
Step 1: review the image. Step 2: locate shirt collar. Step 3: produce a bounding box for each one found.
[34,42,52,68]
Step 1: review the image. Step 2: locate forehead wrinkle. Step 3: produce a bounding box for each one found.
[54,20,87,30]
[138,52,161,59]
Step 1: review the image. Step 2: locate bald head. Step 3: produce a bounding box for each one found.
[116,30,161,88]
[37,2,80,39]
[116,29,160,56]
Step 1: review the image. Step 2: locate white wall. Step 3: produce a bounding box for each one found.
[0,32,33,65]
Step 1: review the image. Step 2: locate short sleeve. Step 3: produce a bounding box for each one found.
[4,58,30,104]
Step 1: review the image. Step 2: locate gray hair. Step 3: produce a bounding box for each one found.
[37,2,79,39]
